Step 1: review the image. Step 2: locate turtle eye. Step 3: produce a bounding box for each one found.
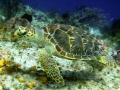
[17,26,28,36]
[19,30,27,35]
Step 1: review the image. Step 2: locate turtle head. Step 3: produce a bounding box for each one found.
[14,26,35,41]
[14,26,45,46]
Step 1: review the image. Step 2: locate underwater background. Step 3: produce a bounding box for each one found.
[0,0,120,90]
[21,0,120,19]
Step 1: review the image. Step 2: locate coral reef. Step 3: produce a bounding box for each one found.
[0,4,120,90]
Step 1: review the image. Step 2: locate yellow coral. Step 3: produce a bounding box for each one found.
[18,78,24,82]
[4,58,11,67]
[27,82,33,89]
[27,81,37,89]
[31,81,36,87]
[0,60,4,67]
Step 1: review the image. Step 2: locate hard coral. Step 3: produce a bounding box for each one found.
[0,57,21,74]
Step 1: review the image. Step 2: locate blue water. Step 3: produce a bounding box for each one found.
[21,0,120,19]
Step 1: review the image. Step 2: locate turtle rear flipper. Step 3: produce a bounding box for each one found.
[39,49,65,86]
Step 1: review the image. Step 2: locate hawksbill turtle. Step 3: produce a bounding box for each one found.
[13,24,111,86]
[0,17,113,86]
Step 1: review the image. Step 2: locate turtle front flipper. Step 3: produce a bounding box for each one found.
[39,48,65,86]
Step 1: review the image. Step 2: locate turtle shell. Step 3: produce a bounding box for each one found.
[43,24,104,60]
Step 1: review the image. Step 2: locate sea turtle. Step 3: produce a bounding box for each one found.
[13,24,110,86]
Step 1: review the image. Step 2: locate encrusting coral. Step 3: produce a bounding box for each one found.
[26,81,37,89]
[18,78,24,82]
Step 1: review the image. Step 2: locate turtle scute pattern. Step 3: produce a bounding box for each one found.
[43,24,104,60]
[39,24,107,86]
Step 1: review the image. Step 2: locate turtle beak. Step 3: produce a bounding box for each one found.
[14,26,28,37]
